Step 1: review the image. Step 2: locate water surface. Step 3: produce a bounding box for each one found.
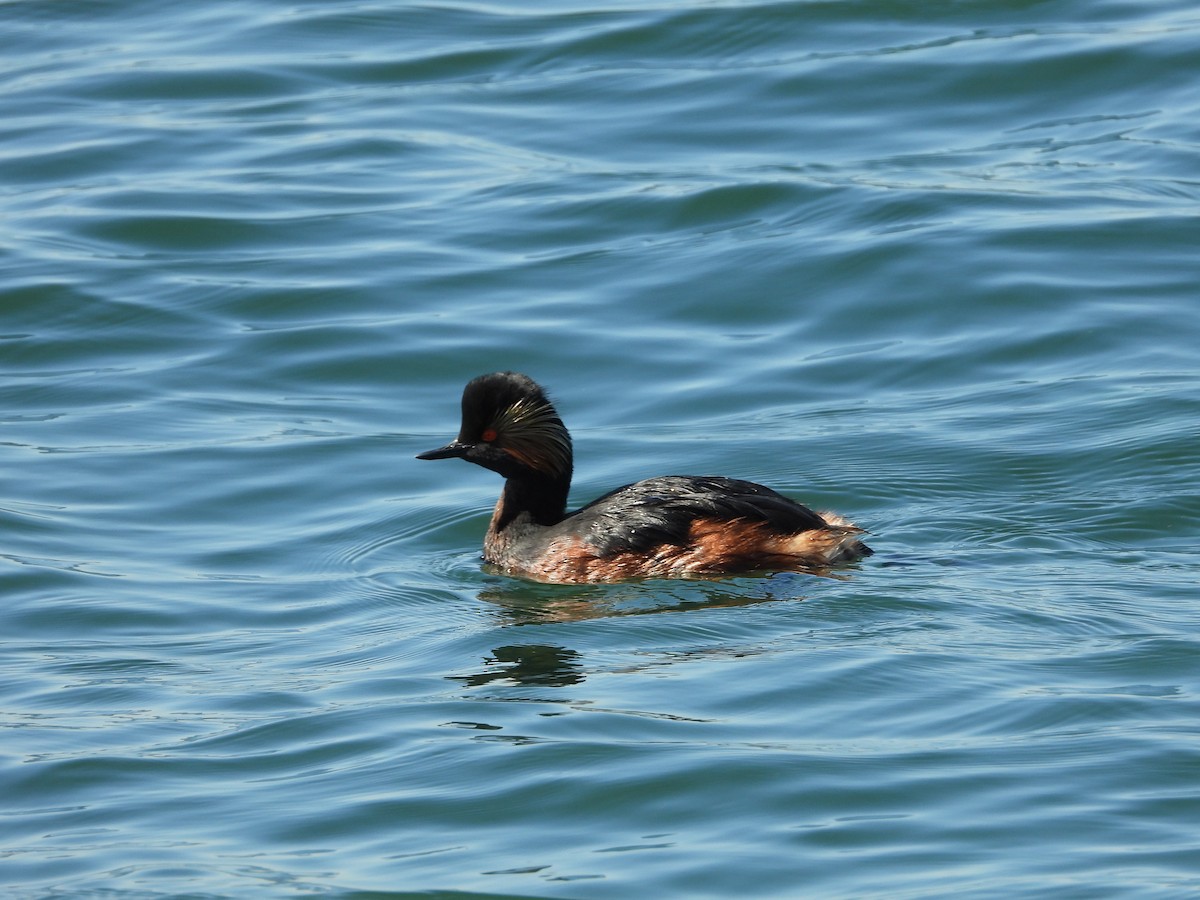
[2,1,1199,896]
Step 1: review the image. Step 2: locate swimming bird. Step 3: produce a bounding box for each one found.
[417,372,872,583]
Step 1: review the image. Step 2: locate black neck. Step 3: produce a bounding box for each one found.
[496,472,570,531]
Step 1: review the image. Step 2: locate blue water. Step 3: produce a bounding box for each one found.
[3,1,1199,897]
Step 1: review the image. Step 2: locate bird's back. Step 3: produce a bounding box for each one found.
[486,475,871,582]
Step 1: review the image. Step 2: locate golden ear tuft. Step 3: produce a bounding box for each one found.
[492,396,572,477]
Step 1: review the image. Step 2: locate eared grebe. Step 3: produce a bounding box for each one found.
[417,372,872,583]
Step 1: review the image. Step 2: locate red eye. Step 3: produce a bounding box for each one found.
[481,428,498,442]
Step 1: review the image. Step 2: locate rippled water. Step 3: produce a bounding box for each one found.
[3,1,1199,897]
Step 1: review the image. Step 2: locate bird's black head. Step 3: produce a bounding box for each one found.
[416,372,573,483]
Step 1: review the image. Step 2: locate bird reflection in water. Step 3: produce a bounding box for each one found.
[476,572,812,626]
[450,573,819,688]
[452,644,585,688]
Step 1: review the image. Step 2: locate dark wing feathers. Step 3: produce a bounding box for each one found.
[566,475,828,556]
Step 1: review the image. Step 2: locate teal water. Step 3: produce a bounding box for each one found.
[3,1,1199,896]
